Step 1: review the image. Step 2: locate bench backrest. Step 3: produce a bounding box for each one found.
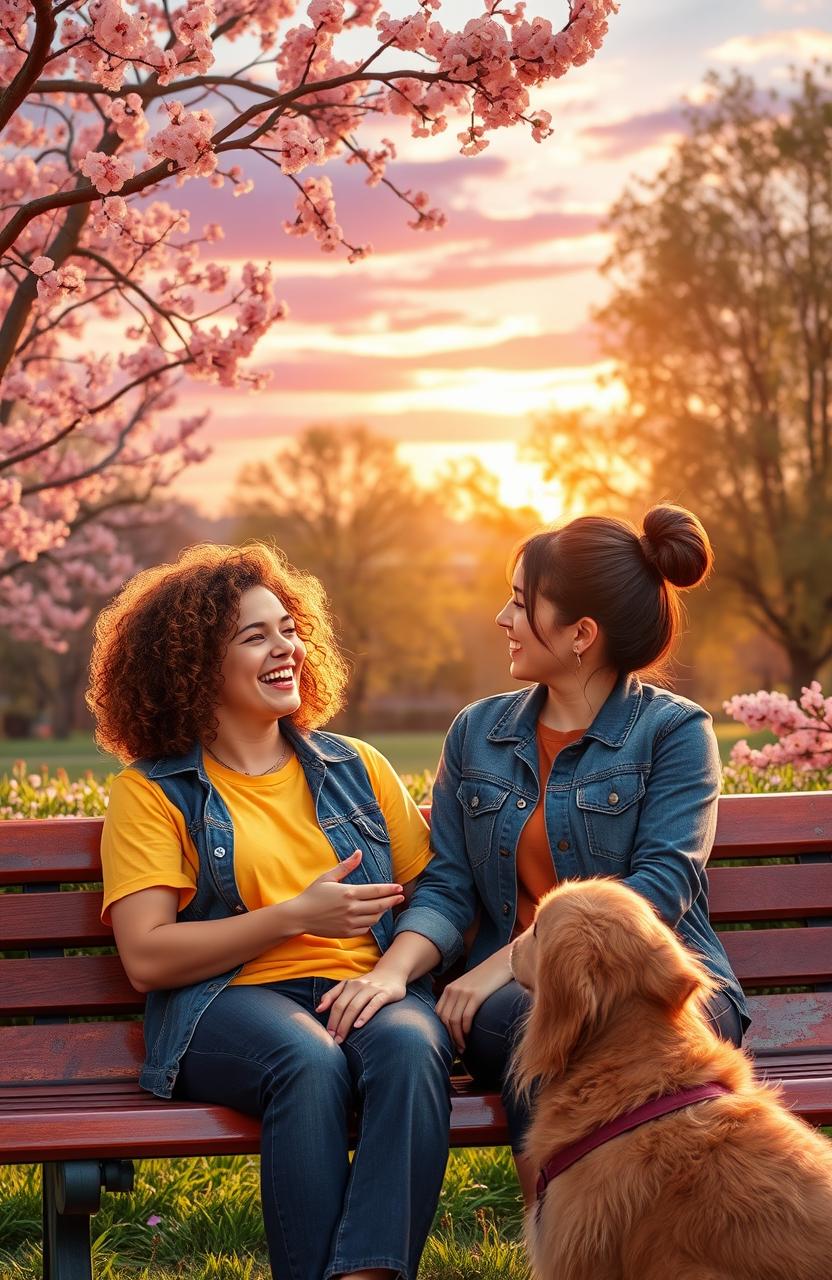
[1,791,831,1087]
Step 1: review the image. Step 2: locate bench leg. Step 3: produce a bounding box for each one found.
[42,1160,134,1280]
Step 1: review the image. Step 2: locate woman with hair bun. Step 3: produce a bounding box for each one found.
[88,542,453,1280]
[394,504,749,1205]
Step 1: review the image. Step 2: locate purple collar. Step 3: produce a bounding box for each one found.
[536,1081,732,1202]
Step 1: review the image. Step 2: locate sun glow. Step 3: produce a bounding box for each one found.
[397,440,565,522]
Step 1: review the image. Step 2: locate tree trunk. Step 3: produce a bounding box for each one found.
[786,647,820,699]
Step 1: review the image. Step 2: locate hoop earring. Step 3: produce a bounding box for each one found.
[573,648,582,669]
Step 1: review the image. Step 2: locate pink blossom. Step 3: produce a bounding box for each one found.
[80,151,135,195]
[530,109,553,142]
[283,174,343,252]
[148,102,217,179]
[308,0,344,33]
[457,124,489,156]
[274,117,326,175]
[724,685,832,775]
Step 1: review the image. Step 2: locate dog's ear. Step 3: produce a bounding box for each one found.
[511,926,601,1097]
[639,929,714,1015]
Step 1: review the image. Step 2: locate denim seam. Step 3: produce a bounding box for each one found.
[266,1066,305,1280]
[330,1031,369,1269]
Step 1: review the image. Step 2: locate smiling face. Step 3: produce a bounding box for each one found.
[216,584,306,723]
[495,559,574,684]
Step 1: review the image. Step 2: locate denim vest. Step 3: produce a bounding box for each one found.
[132,721,437,1098]
[395,677,750,1029]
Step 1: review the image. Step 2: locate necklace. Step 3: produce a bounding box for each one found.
[204,736,290,776]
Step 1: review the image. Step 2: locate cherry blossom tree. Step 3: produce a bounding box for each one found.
[0,0,618,647]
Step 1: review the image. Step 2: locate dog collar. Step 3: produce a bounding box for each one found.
[536,1081,732,1202]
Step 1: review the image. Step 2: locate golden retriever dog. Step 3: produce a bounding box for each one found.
[510,878,832,1280]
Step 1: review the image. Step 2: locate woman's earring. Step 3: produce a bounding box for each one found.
[573,648,582,668]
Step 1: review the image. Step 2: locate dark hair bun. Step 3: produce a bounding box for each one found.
[640,504,713,589]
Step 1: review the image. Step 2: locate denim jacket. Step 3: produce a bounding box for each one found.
[130,721,445,1098]
[395,676,750,1029]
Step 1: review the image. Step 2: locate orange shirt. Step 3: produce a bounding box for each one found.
[514,722,584,934]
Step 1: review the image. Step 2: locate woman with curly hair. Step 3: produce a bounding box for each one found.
[88,543,453,1280]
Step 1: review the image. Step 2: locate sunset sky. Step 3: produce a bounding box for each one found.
[169,0,831,518]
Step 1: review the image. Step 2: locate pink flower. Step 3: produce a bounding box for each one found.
[274,117,325,175]
[530,109,552,142]
[80,151,135,195]
[308,0,344,33]
[30,256,54,276]
[148,102,217,179]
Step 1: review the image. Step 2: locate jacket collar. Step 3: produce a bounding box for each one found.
[144,721,357,779]
[487,673,643,750]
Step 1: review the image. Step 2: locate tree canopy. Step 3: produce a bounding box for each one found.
[529,67,832,691]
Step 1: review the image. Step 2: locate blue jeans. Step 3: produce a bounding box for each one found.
[175,978,453,1280]
[463,982,744,1153]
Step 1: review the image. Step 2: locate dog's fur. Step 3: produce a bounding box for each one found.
[510,878,832,1280]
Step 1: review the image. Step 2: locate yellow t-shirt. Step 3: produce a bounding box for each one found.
[100,739,431,984]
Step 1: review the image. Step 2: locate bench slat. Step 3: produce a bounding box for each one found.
[0,889,109,947]
[0,955,143,1016]
[0,1084,510,1161]
[709,792,832,859]
[3,1068,831,1165]
[0,1021,144,1086]
[1,793,831,885]
[721,925,832,986]
[9,931,827,1018]
[708,863,832,921]
[0,817,103,883]
[744,992,832,1054]
[2,993,828,1090]
[1,864,829,950]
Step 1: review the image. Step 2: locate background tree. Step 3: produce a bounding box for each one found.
[0,497,206,736]
[234,424,463,732]
[0,0,618,649]
[528,67,832,694]
[432,455,543,698]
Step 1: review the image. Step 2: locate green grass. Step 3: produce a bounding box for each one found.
[0,1149,527,1280]
[0,724,768,782]
[0,732,448,781]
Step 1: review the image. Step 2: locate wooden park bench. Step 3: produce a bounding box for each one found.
[1,790,832,1279]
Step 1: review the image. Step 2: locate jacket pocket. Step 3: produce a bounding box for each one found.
[351,808,391,844]
[456,778,511,868]
[575,770,646,863]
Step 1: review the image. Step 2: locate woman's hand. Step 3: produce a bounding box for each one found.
[435,947,513,1052]
[291,849,404,938]
[316,968,407,1042]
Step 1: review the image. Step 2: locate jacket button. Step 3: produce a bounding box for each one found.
[499,848,510,858]
[516,798,527,809]
[213,846,226,858]
[557,839,569,852]
[608,792,619,805]
[502,902,511,915]
[470,796,480,808]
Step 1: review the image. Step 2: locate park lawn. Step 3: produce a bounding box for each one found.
[0,723,767,782]
[0,1149,530,1280]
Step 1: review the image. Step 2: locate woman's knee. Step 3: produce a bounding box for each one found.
[463,981,530,1083]
[351,997,453,1087]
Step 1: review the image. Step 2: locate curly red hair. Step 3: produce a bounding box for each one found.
[86,542,349,763]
